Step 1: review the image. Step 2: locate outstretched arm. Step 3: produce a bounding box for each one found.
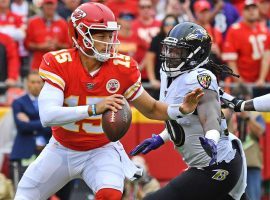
[132,88,204,121]
[220,89,270,112]
[197,89,221,165]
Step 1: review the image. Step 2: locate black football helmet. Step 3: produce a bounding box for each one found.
[160,22,212,77]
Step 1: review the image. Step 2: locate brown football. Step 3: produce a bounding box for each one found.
[102,98,132,142]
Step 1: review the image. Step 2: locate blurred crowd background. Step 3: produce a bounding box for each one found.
[0,0,270,199]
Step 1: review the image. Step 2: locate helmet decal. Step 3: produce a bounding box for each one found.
[71,8,86,23]
[185,28,209,42]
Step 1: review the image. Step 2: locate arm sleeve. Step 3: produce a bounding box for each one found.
[253,94,270,112]
[38,82,90,127]
[12,101,43,134]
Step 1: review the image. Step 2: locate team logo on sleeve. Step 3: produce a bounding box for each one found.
[197,73,211,89]
[106,79,120,93]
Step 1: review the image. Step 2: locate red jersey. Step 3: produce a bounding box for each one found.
[132,19,161,79]
[0,10,23,28]
[222,21,270,82]
[25,15,70,70]
[0,33,20,80]
[39,48,142,151]
[118,31,140,58]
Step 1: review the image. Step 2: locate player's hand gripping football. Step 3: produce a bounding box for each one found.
[95,94,125,114]
[180,88,204,114]
[130,134,164,156]
[199,137,217,166]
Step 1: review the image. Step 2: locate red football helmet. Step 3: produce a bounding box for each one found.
[68,2,120,62]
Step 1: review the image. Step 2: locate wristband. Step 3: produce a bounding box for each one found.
[159,129,170,142]
[240,101,245,112]
[205,130,220,144]
[167,104,193,120]
[91,104,97,116]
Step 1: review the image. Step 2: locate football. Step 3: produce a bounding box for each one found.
[102,98,132,142]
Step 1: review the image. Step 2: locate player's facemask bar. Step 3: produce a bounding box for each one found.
[73,22,120,62]
[160,37,201,77]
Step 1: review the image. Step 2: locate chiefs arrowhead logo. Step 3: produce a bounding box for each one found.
[106,79,120,93]
[71,8,86,23]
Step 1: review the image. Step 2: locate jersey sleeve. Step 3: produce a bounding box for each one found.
[39,52,66,91]
[122,57,143,101]
[184,69,219,93]
[222,24,239,61]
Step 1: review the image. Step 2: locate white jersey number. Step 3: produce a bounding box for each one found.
[62,96,104,134]
[249,34,267,60]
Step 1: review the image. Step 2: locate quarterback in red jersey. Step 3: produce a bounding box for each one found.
[14,3,203,200]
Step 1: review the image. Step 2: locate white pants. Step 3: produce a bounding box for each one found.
[14,137,142,200]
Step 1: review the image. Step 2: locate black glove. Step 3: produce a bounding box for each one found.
[219,88,244,112]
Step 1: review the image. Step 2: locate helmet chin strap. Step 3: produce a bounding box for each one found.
[72,37,110,62]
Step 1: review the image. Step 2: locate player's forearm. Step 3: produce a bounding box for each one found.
[39,82,90,127]
[132,91,170,120]
[197,90,221,143]
[244,94,270,112]
[39,105,90,127]
[144,100,171,120]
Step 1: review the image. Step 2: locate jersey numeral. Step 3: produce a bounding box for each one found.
[51,49,72,63]
[113,54,131,68]
[212,169,229,181]
[249,34,267,60]
[214,13,227,33]
[62,96,104,134]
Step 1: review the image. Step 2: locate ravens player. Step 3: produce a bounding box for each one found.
[131,22,248,200]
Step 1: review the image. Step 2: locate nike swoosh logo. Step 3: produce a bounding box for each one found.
[197,70,206,73]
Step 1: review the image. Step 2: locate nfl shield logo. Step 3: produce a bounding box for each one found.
[86,83,95,90]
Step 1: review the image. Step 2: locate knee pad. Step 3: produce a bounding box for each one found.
[95,188,122,200]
